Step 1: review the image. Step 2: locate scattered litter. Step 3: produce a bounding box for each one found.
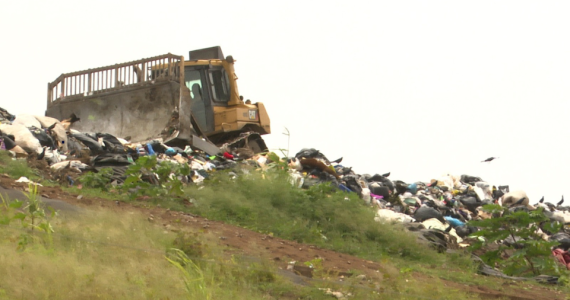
[1,104,568,282]
[15,176,43,186]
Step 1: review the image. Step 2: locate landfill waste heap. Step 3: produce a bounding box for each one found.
[1,106,569,282]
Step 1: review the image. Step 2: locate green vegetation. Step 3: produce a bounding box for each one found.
[1,198,326,299]
[78,167,114,191]
[470,204,568,278]
[0,152,38,180]
[122,155,190,198]
[185,171,461,265]
[74,157,476,272]
[1,183,55,252]
[0,193,482,300]
[0,204,185,299]
[2,151,570,299]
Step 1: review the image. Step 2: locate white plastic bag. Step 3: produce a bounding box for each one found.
[12,114,41,128]
[0,124,42,154]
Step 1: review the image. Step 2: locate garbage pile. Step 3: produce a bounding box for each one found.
[0,107,249,185]
[288,148,570,279]
[1,106,570,279]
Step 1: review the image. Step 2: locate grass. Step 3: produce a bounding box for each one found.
[0,151,39,180]
[0,200,485,300]
[2,151,569,298]
[177,170,570,295]
[64,185,128,201]
[0,207,185,299]
[0,204,328,299]
[184,171,465,264]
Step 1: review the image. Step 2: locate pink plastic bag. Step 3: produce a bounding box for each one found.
[552,249,570,270]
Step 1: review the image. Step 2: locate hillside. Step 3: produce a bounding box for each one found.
[0,154,569,299]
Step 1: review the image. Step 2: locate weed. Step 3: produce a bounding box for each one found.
[78,167,113,191]
[304,257,325,278]
[0,184,55,251]
[171,232,207,263]
[166,248,210,299]
[122,155,190,199]
[469,204,567,277]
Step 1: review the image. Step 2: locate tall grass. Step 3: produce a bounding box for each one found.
[0,204,367,300]
[0,209,187,299]
[185,171,456,265]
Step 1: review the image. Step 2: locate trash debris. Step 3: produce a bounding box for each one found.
[1,103,568,283]
[15,176,43,186]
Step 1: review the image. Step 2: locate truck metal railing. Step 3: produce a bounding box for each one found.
[47,53,185,106]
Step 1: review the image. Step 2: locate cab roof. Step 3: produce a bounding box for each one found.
[189,46,224,61]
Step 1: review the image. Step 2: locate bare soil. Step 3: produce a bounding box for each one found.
[0,175,566,300]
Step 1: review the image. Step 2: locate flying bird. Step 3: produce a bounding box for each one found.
[481,157,498,162]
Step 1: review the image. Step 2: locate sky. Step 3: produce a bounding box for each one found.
[1,1,568,204]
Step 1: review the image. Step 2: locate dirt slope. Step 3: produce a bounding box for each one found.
[0,175,566,300]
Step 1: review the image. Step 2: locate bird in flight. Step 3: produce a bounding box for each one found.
[481,157,498,162]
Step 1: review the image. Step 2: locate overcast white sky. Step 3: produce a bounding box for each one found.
[1,1,568,204]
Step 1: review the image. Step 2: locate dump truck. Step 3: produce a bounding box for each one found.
[45,46,270,155]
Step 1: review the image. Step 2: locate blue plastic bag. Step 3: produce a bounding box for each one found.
[165,147,177,156]
[146,143,156,155]
[444,216,465,227]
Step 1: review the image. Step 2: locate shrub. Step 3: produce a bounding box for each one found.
[122,156,190,199]
[469,204,564,276]
[78,167,113,191]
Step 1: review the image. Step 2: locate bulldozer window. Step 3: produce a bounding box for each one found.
[209,69,230,103]
[184,70,203,98]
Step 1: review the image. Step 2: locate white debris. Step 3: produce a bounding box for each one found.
[374,209,415,223]
[15,176,43,186]
[422,218,463,243]
[50,160,89,172]
[12,114,41,128]
[319,288,352,300]
[0,124,42,154]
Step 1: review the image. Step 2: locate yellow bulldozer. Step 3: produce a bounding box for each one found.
[45,46,270,155]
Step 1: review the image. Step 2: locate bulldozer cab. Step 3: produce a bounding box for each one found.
[184,64,230,133]
[181,46,236,135]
